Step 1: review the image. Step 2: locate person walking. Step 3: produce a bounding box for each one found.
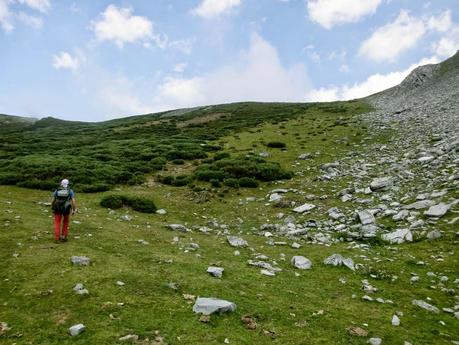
[51,179,77,243]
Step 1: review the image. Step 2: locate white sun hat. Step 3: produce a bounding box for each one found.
[60,179,69,188]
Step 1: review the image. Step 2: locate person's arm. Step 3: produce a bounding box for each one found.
[71,198,78,214]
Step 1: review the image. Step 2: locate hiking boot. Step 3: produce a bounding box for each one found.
[60,237,68,242]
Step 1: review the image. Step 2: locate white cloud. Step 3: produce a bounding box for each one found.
[1,0,49,32]
[432,26,459,58]
[427,10,452,32]
[192,0,241,19]
[359,10,457,62]
[0,0,14,32]
[91,5,154,48]
[151,33,311,110]
[307,0,382,29]
[339,64,350,73]
[17,11,42,29]
[173,63,187,73]
[52,51,79,70]
[359,11,426,62]
[18,0,50,13]
[306,56,440,101]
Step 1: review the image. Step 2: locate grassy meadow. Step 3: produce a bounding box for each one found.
[1,101,458,344]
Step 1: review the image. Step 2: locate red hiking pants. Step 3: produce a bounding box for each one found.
[54,213,70,240]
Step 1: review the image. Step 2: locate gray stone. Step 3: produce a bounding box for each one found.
[293,203,316,213]
[323,254,355,271]
[403,200,435,210]
[291,256,312,269]
[357,210,375,225]
[156,209,167,215]
[227,236,248,247]
[424,203,450,217]
[71,256,91,266]
[207,266,224,278]
[119,334,139,342]
[192,297,236,315]
[427,230,442,240]
[260,269,276,276]
[298,153,312,160]
[269,193,283,202]
[167,224,190,232]
[381,229,413,244]
[392,314,400,326]
[328,208,344,220]
[73,283,89,295]
[69,324,85,336]
[412,299,440,313]
[370,177,394,191]
[392,210,409,221]
[368,338,382,345]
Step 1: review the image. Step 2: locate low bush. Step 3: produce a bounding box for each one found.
[238,177,259,188]
[223,178,239,188]
[100,194,157,213]
[172,159,185,165]
[266,141,286,148]
[79,183,111,193]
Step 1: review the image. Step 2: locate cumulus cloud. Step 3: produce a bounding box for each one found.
[307,0,382,29]
[18,0,50,13]
[359,11,426,62]
[427,10,452,32]
[151,33,310,110]
[17,11,42,29]
[52,51,80,70]
[306,56,440,102]
[0,0,49,32]
[432,26,459,58]
[0,0,14,32]
[91,5,154,48]
[192,0,242,19]
[360,10,456,62]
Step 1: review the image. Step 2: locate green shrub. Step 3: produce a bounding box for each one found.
[17,179,57,191]
[128,196,157,213]
[195,169,226,181]
[223,178,239,188]
[266,141,286,148]
[172,159,185,165]
[79,183,111,193]
[100,194,156,213]
[214,152,230,161]
[100,195,127,209]
[210,179,221,187]
[238,177,258,188]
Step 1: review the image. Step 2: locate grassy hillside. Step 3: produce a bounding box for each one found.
[1,98,458,344]
[0,101,369,192]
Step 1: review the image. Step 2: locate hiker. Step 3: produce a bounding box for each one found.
[51,179,77,243]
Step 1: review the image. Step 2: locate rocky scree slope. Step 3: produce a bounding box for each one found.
[256,51,458,245]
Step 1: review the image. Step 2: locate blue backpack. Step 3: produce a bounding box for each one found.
[52,187,72,214]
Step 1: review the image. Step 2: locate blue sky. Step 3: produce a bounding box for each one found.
[0,0,458,122]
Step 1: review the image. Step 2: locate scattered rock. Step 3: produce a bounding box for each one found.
[412,299,440,313]
[167,224,190,232]
[291,256,312,270]
[424,203,450,217]
[293,203,316,213]
[357,210,375,225]
[207,266,224,278]
[69,324,85,336]
[156,209,167,215]
[119,334,139,342]
[324,254,355,271]
[368,338,382,345]
[381,229,412,244]
[370,177,394,191]
[227,236,248,247]
[192,297,236,315]
[392,314,400,326]
[71,256,91,266]
[73,283,89,295]
[427,230,442,240]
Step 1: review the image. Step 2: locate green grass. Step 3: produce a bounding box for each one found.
[1,99,458,344]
